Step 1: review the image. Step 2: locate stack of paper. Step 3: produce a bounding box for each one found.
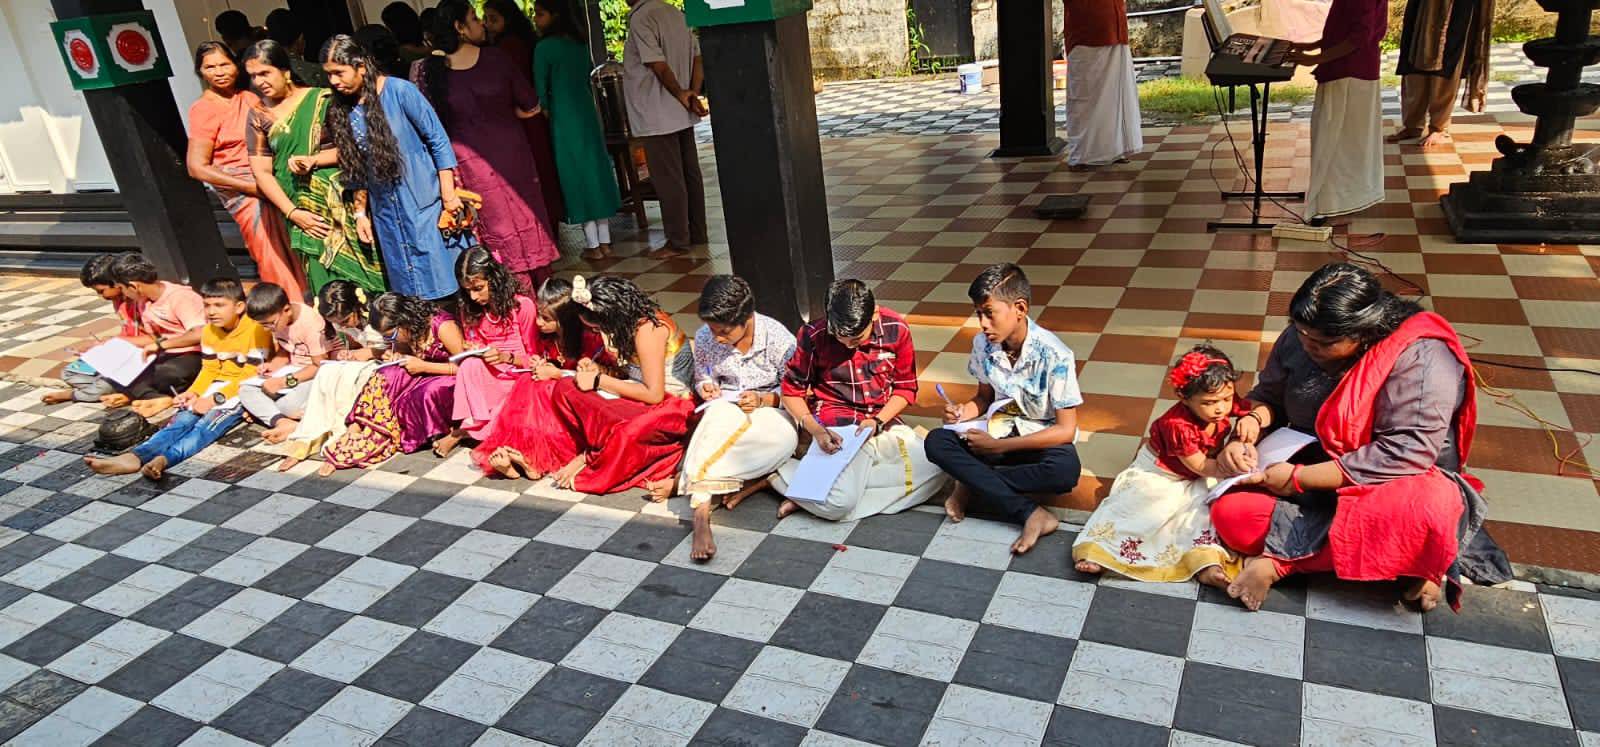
[783,426,872,503]
[1205,427,1318,502]
[78,339,151,387]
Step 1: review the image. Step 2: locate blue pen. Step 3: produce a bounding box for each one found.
[935,383,954,407]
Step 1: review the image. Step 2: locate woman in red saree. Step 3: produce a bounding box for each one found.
[544,276,696,498]
[1210,263,1510,612]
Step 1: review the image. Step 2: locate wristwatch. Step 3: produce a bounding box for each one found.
[284,375,299,389]
[212,392,226,405]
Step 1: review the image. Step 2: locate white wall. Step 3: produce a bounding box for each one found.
[0,0,117,192]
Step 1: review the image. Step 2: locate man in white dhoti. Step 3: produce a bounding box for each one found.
[771,280,948,522]
[1063,0,1144,169]
[1286,0,1388,222]
[680,276,799,562]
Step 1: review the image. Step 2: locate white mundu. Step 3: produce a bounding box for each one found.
[771,424,949,522]
[679,400,799,508]
[1065,44,1144,166]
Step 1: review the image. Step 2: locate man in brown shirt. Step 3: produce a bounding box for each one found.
[1062,0,1144,169]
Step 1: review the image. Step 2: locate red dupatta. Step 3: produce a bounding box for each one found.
[1314,311,1479,593]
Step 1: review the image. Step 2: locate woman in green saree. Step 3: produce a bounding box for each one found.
[244,40,387,296]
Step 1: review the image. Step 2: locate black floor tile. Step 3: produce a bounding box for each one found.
[3,606,118,665]
[814,664,945,747]
[1303,619,1430,702]
[374,490,453,519]
[492,598,609,663]
[1174,662,1302,747]
[844,511,944,556]
[475,495,571,538]
[484,540,589,595]
[639,628,763,703]
[1008,530,1097,581]
[236,602,353,663]
[379,706,488,747]
[1558,656,1600,733]
[495,666,629,746]
[268,502,366,546]
[1432,705,1581,746]
[1197,573,1309,616]
[598,514,693,563]
[1079,586,1195,658]
[709,491,783,533]
[93,705,202,747]
[74,511,168,551]
[99,634,224,701]
[691,707,808,746]
[732,535,837,589]
[0,536,62,576]
[769,592,887,662]
[892,559,1004,621]
[1042,706,1169,747]
[617,565,726,625]
[0,701,46,743]
[365,570,475,628]
[1425,585,1551,653]
[953,624,1076,703]
[356,631,478,702]
[213,694,319,744]
[370,520,472,568]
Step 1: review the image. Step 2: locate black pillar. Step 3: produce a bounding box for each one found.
[993,0,1062,158]
[585,1,610,63]
[51,0,236,285]
[699,14,833,329]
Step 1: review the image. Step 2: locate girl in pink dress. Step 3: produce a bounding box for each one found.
[438,247,542,456]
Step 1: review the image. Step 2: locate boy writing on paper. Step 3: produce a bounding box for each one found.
[241,283,344,444]
[86,278,274,481]
[771,279,948,521]
[923,264,1083,554]
[42,254,145,406]
[106,254,210,417]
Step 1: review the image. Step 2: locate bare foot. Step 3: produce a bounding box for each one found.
[41,389,73,405]
[553,455,587,490]
[261,420,298,444]
[722,477,770,510]
[1075,559,1103,575]
[581,247,607,262]
[84,453,141,476]
[130,397,172,419]
[432,429,465,459]
[1402,577,1442,612]
[1196,565,1233,590]
[317,462,336,477]
[1011,507,1059,555]
[1418,131,1452,149]
[644,478,674,503]
[597,243,612,258]
[140,455,168,481]
[777,498,802,518]
[690,502,717,562]
[99,393,131,409]
[1384,127,1423,143]
[943,484,969,522]
[276,456,302,472]
[1228,556,1281,611]
[488,447,537,480]
[645,244,688,259]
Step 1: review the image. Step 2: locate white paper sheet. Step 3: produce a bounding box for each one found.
[448,347,492,363]
[1205,427,1318,502]
[694,391,740,414]
[783,426,872,503]
[940,398,1015,433]
[78,338,151,387]
[241,364,303,389]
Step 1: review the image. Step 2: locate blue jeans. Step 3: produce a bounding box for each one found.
[131,407,244,467]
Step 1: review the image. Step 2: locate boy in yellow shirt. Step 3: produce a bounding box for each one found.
[86,278,275,481]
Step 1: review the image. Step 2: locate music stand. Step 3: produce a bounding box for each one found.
[1201,2,1305,232]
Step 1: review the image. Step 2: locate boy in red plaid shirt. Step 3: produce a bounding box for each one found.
[771,280,949,520]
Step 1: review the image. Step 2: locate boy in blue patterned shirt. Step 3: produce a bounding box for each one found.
[924,263,1083,554]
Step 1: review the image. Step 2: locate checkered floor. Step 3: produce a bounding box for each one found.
[0,382,1590,746]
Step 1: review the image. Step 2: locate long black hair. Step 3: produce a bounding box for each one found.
[193,40,245,91]
[1289,263,1423,345]
[533,0,585,43]
[537,277,585,364]
[485,0,537,47]
[422,0,474,127]
[321,35,403,185]
[368,292,436,352]
[240,39,295,94]
[454,246,521,330]
[317,279,366,337]
[580,276,662,365]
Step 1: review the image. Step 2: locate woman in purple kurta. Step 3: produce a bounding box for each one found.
[414,1,559,291]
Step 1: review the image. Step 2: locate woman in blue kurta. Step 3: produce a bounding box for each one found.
[322,35,463,301]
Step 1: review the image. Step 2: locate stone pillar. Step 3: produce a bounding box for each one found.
[698,13,834,328]
[1441,0,1600,243]
[993,0,1062,157]
[51,0,235,284]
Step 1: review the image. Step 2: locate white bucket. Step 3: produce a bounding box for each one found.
[958,63,982,95]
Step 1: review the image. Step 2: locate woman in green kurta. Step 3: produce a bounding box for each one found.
[532,0,623,261]
[243,41,388,295]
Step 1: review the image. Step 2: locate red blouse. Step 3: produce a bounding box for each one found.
[1148,397,1251,479]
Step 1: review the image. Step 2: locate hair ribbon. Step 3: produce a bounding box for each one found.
[1168,351,1229,392]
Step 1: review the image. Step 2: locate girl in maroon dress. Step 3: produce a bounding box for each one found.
[414,0,560,291]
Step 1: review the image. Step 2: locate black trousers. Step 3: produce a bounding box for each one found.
[924,428,1082,525]
[122,352,202,401]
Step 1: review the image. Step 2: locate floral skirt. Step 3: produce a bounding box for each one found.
[1071,446,1241,583]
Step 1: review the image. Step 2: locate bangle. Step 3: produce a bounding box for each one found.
[1289,464,1304,493]
[1245,412,1265,427]
[353,210,367,219]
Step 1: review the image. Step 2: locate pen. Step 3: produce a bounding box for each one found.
[935,383,954,407]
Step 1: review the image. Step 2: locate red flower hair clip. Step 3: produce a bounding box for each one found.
[1168,351,1229,392]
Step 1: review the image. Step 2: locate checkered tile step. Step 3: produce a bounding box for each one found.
[0,380,1589,746]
